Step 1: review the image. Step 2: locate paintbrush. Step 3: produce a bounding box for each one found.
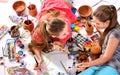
[60,60,69,75]
[34,56,38,66]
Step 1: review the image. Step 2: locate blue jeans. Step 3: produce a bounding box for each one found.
[77,66,119,75]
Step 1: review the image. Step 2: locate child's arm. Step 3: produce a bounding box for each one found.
[32,47,43,70]
[53,41,66,48]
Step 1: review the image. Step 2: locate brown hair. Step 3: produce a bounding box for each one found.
[93,5,119,46]
[28,10,66,53]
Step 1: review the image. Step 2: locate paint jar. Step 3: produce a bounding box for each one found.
[85,21,94,35]
[10,25,20,38]
[23,20,34,32]
[28,4,37,17]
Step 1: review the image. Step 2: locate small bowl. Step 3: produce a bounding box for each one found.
[13,1,26,16]
[78,5,92,18]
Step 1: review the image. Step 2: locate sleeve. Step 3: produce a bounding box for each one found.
[32,28,42,43]
[109,28,120,40]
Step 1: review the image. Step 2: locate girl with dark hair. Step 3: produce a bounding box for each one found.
[76,5,120,75]
[28,0,77,70]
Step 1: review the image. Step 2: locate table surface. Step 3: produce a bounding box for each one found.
[0,0,120,75]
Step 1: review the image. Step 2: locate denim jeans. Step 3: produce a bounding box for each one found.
[77,66,119,75]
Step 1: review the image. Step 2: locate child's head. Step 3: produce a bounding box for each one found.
[93,5,118,30]
[29,10,69,53]
[39,17,68,40]
[38,9,69,39]
[93,5,119,46]
[36,17,67,52]
[46,18,69,39]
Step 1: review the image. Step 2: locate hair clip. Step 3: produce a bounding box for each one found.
[109,5,114,11]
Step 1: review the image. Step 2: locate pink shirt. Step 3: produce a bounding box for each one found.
[32,0,77,43]
[39,0,77,23]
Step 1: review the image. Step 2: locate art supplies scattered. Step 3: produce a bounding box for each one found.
[3,39,16,61]
[12,1,26,16]
[23,19,34,32]
[77,49,90,63]
[18,50,24,56]
[72,7,76,14]
[90,32,100,42]
[16,39,25,49]
[67,38,79,55]
[73,33,92,50]
[78,5,92,19]
[7,66,31,75]
[0,25,9,39]
[9,25,20,38]
[9,15,24,27]
[28,4,37,17]
[85,21,94,35]
[14,51,26,63]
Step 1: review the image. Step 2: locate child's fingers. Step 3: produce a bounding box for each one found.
[34,66,40,70]
[62,49,70,54]
[75,63,89,72]
[76,63,89,68]
[34,63,41,70]
[52,44,70,54]
[76,67,86,72]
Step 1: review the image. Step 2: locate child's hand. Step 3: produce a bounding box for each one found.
[53,41,65,48]
[75,63,88,72]
[52,44,70,54]
[34,61,42,70]
[76,66,86,72]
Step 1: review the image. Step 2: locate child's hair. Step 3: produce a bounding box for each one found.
[28,10,66,53]
[93,5,119,46]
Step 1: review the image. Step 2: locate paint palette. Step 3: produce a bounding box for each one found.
[73,33,92,49]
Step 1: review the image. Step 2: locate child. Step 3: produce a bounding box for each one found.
[28,0,77,70]
[76,5,120,75]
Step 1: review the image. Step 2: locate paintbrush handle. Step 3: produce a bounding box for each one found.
[34,56,38,66]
